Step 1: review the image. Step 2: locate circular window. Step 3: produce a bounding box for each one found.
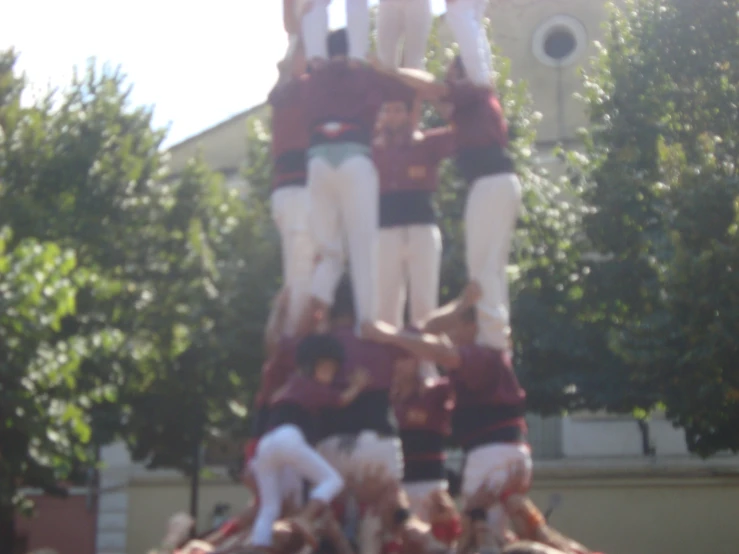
[532,15,587,68]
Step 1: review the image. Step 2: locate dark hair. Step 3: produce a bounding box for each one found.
[330,274,355,320]
[296,334,345,375]
[327,28,349,58]
[452,55,467,79]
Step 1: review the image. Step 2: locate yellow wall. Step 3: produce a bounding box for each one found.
[127,473,739,554]
[127,479,253,554]
[528,475,739,554]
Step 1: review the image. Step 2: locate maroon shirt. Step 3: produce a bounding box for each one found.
[394,378,454,436]
[269,77,310,189]
[374,128,455,195]
[449,345,527,451]
[267,373,346,443]
[302,60,414,146]
[446,81,515,184]
[374,127,455,227]
[332,325,404,392]
[395,378,454,482]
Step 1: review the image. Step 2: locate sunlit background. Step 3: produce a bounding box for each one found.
[2,0,447,147]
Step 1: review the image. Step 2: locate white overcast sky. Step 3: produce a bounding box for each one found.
[3,0,447,148]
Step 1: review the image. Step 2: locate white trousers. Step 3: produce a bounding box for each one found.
[377,224,441,327]
[302,0,369,60]
[404,479,448,523]
[462,443,532,539]
[376,0,433,69]
[307,155,379,323]
[445,0,493,85]
[271,186,317,335]
[251,425,344,547]
[464,172,521,349]
[316,432,404,482]
[318,432,404,554]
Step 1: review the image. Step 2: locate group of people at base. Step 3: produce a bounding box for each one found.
[149,1,610,553]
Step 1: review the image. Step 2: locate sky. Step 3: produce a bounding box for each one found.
[3,0,447,148]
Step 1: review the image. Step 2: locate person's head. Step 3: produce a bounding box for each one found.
[446,306,478,346]
[327,28,349,59]
[393,354,421,390]
[378,99,414,135]
[329,274,355,323]
[297,334,345,384]
[446,55,467,83]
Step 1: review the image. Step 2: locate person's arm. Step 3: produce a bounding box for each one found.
[361,321,462,369]
[264,287,290,357]
[425,126,457,160]
[337,368,371,406]
[422,281,482,335]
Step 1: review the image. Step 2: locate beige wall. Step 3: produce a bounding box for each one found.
[127,472,739,554]
[127,479,253,554]
[529,474,739,554]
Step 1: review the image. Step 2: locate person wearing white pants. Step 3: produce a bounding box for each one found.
[444,0,494,86]
[376,0,433,70]
[298,29,415,331]
[250,334,370,550]
[301,0,370,62]
[361,292,532,545]
[268,48,316,336]
[371,56,521,350]
[373,99,455,328]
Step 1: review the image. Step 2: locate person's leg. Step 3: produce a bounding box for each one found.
[276,428,345,546]
[307,157,346,313]
[377,227,407,327]
[376,0,404,68]
[250,438,284,547]
[463,173,522,350]
[272,187,316,335]
[444,0,491,85]
[406,224,442,327]
[302,0,330,61]
[401,0,433,69]
[462,443,532,542]
[337,155,380,324]
[346,0,371,60]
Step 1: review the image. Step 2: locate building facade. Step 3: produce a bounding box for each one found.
[94,2,739,553]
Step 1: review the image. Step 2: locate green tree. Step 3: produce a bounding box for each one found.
[573,0,739,454]
[0,230,122,553]
[0,49,273,512]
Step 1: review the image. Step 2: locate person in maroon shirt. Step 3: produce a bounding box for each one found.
[374,98,455,328]
[371,56,522,355]
[315,275,451,554]
[361,280,532,545]
[268,45,316,336]
[250,333,370,552]
[297,29,415,338]
[391,351,454,522]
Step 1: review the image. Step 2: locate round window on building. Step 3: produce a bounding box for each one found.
[532,15,587,68]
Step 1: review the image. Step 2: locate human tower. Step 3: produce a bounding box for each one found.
[158,2,604,554]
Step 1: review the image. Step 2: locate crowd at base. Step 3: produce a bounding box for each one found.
[149,489,602,554]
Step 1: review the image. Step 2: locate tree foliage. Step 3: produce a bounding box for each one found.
[572,0,739,455]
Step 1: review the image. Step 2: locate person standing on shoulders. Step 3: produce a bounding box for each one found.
[268,47,316,335]
[372,56,521,353]
[373,98,455,328]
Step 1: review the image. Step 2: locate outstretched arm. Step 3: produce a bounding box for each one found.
[361,321,462,369]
